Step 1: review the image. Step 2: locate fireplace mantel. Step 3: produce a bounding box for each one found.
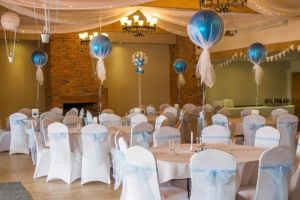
[60,95,98,104]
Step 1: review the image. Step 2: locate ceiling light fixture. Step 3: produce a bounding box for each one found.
[200,0,247,13]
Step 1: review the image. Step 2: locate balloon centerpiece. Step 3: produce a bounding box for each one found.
[132,51,148,107]
[89,35,112,111]
[1,12,20,63]
[247,42,267,106]
[174,59,187,105]
[31,50,48,107]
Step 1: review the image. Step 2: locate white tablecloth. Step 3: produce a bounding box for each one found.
[151,143,265,189]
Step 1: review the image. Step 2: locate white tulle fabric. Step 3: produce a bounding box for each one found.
[47,122,81,184]
[243,114,265,146]
[254,126,280,148]
[190,149,237,200]
[153,126,181,147]
[81,124,111,185]
[9,112,29,155]
[202,125,230,144]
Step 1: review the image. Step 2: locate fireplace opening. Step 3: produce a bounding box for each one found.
[63,102,99,116]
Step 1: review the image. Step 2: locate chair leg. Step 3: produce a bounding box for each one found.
[187,178,191,198]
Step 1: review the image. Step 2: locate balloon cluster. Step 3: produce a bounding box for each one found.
[132,51,148,74]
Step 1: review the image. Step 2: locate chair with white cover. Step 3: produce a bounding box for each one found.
[81,124,111,185]
[18,108,32,117]
[212,114,229,128]
[146,105,156,116]
[41,117,62,146]
[124,146,188,200]
[163,107,178,118]
[130,114,147,127]
[237,146,294,200]
[271,108,288,121]
[153,126,181,147]
[130,122,154,149]
[0,129,10,152]
[9,113,29,155]
[190,149,237,200]
[47,122,81,184]
[290,161,300,200]
[50,107,63,116]
[202,125,230,144]
[102,108,115,114]
[277,114,299,149]
[99,113,122,127]
[163,112,177,127]
[182,103,196,112]
[296,137,300,160]
[66,108,78,116]
[155,115,168,131]
[243,115,265,146]
[63,115,82,128]
[33,129,50,178]
[40,111,57,122]
[79,108,84,119]
[217,108,231,118]
[240,108,252,118]
[159,103,171,111]
[86,110,93,125]
[254,126,280,148]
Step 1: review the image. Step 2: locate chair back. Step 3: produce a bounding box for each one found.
[180,110,198,143]
[125,146,162,200]
[102,108,114,114]
[50,107,63,116]
[63,115,82,128]
[190,149,237,200]
[130,114,147,127]
[217,108,231,117]
[86,110,93,125]
[277,114,299,149]
[183,103,196,112]
[255,146,294,200]
[163,112,177,127]
[146,105,156,116]
[203,104,213,113]
[40,111,57,121]
[163,107,177,118]
[155,115,167,130]
[271,108,289,121]
[202,125,230,144]
[153,126,181,147]
[9,113,27,136]
[212,114,229,128]
[99,113,121,127]
[79,108,84,119]
[9,113,29,154]
[254,126,280,148]
[240,108,252,118]
[130,122,154,149]
[159,103,171,111]
[41,117,62,146]
[243,114,265,146]
[66,108,78,116]
[18,108,32,117]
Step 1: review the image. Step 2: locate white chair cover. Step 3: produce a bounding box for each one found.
[50,107,63,116]
[217,108,231,117]
[130,114,147,127]
[243,114,265,146]
[86,110,93,125]
[146,105,156,116]
[296,137,300,159]
[0,130,10,152]
[190,149,237,200]
[254,126,280,148]
[163,107,178,118]
[212,114,229,128]
[47,122,81,184]
[41,117,62,146]
[9,113,29,155]
[99,113,122,127]
[271,108,289,121]
[66,108,78,116]
[18,108,32,117]
[79,108,84,119]
[237,146,294,200]
[240,108,252,118]
[163,112,177,127]
[81,124,111,185]
[124,146,188,200]
[155,115,168,131]
[290,162,300,200]
[202,125,230,144]
[182,103,196,112]
[277,114,299,149]
[153,126,181,147]
[159,103,171,111]
[130,122,154,149]
[63,115,83,128]
[33,129,50,178]
[102,108,115,114]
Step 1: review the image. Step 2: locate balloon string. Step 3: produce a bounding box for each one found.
[256,84,259,107]
[99,82,102,113]
[139,73,142,107]
[13,28,16,58]
[202,84,206,127]
[32,0,40,48]
[36,82,39,108]
[3,29,9,59]
[178,86,181,106]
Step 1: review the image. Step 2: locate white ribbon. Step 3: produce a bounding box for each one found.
[36,67,44,85]
[196,49,215,88]
[96,58,106,83]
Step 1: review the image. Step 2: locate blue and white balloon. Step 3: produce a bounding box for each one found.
[174,59,187,74]
[32,50,48,85]
[132,51,148,74]
[89,35,112,83]
[187,10,224,88]
[247,42,267,85]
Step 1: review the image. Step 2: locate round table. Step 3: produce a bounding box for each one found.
[151,143,265,189]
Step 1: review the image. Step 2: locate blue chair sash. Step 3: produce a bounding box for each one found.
[245,123,264,131]
[48,132,68,140]
[83,132,107,142]
[213,120,228,127]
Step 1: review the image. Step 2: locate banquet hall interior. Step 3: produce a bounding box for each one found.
[1,0,300,200]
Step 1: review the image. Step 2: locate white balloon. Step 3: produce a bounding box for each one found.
[1,12,20,31]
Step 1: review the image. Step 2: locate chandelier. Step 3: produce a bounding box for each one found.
[200,0,247,13]
[120,14,158,37]
[78,32,108,45]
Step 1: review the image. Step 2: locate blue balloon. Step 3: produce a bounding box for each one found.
[174,59,187,74]
[31,50,48,68]
[247,43,267,65]
[187,10,224,49]
[89,35,112,59]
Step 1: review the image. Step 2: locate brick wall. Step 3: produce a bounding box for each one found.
[45,33,108,111]
[169,36,203,106]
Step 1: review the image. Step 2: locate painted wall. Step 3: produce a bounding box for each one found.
[0,40,45,126]
[206,61,289,106]
[105,43,170,115]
